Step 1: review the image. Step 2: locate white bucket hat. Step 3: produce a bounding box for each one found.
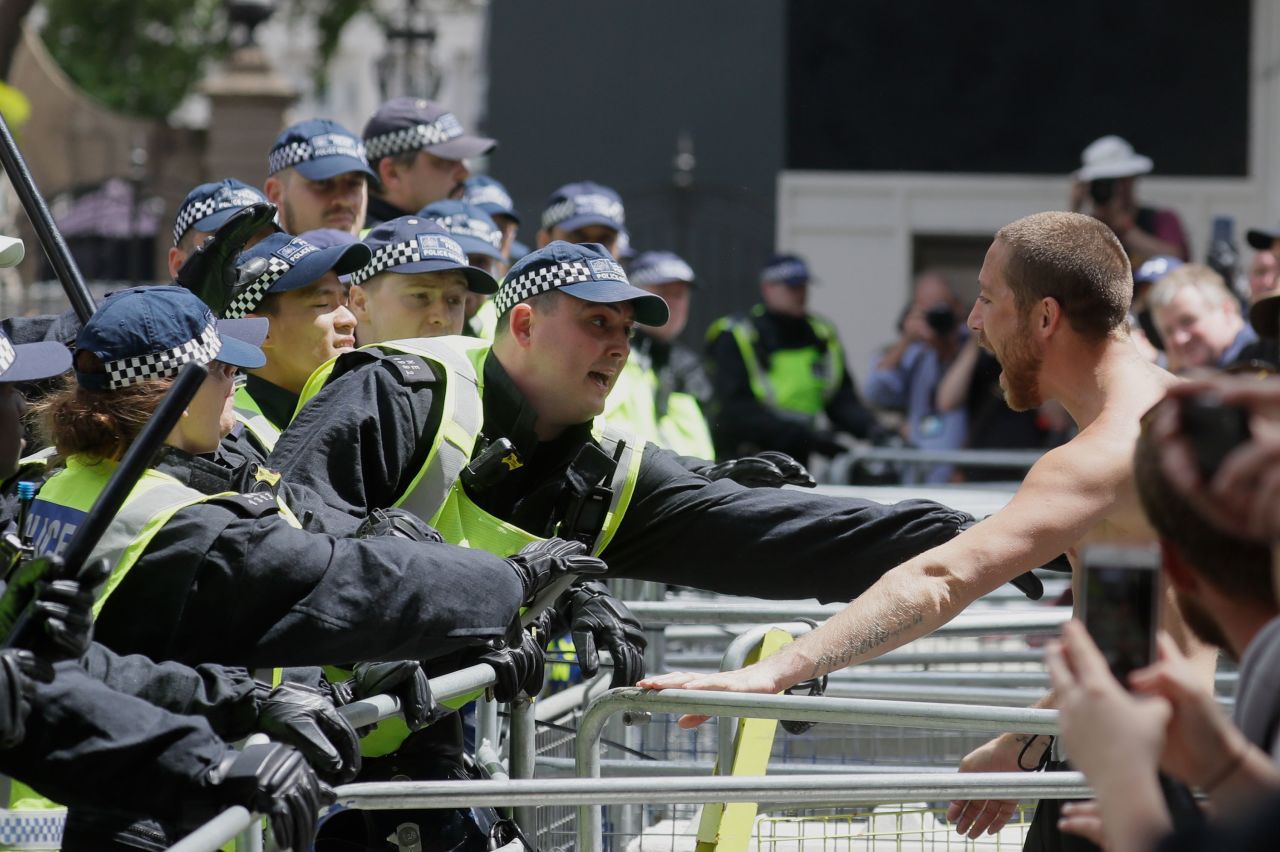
[1075,135,1154,181]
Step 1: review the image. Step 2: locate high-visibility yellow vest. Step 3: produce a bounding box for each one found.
[707,307,845,418]
[601,351,714,460]
[232,385,282,454]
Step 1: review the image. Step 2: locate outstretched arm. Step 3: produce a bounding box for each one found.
[640,436,1121,695]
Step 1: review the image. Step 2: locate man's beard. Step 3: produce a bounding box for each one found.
[991,318,1044,412]
[1175,589,1234,658]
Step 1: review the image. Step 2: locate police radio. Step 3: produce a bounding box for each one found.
[557,440,625,548]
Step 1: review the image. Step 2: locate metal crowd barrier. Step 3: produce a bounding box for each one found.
[630,601,1069,632]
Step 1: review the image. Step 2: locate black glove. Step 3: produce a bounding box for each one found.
[355,508,444,543]
[810,430,846,457]
[28,558,111,661]
[255,682,361,785]
[206,742,332,852]
[560,581,646,689]
[476,621,545,702]
[330,661,438,732]
[701,451,816,489]
[174,202,278,315]
[0,649,52,750]
[506,537,608,608]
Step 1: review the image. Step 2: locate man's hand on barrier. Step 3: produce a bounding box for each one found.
[701,451,816,489]
[637,664,783,729]
[476,621,545,702]
[0,649,52,750]
[256,682,361,785]
[945,735,1024,838]
[207,742,332,852]
[560,581,646,689]
[174,202,277,315]
[506,537,608,608]
[27,558,111,661]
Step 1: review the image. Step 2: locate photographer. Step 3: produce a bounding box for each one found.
[867,273,968,483]
[1070,135,1190,263]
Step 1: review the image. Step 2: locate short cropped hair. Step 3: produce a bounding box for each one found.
[493,289,561,339]
[1148,263,1239,314]
[1134,400,1274,602]
[995,211,1132,341]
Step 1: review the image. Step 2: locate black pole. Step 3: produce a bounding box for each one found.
[0,112,96,323]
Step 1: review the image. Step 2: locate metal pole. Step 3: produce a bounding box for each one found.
[508,695,537,834]
[331,771,1090,809]
[0,113,95,322]
[574,688,1060,850]
[627,602,1069,633]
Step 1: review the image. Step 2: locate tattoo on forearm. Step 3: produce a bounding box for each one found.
[810,610,925,677]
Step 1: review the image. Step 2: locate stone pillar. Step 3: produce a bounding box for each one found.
[200,44,295,187]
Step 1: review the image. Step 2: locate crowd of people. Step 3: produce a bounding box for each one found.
[0,96,1277,852]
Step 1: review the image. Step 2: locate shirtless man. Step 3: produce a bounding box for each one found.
[640,210,1214,838]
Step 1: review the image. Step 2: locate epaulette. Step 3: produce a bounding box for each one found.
[204,491,280,518]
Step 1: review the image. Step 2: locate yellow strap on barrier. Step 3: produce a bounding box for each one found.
[694,627,793,852]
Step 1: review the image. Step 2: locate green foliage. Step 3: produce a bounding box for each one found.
[39,0,229,120]
[289,0,365,95]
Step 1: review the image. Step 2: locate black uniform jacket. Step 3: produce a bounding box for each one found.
[1,643,257,813]
[91,447,522,668]
[270,346,971,604]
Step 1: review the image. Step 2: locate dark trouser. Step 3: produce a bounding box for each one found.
[1023,760,1202,852]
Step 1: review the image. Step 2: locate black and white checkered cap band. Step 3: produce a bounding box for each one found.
[762,260,809,282]
[436,215,502,249]
[631,259,695,286]
[0,334,14,375]
[268,137,368,176]
[365,114,464,161]
[171,188,265,245]
[349,235,468,287]
[103,323,221,390]
[224,257,292,319]
[540,194,625,231]
[172,198,218,245]
[493,260,595,316]
[466,183,513,211]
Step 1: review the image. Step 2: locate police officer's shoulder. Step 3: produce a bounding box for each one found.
[329,347,442,389]
[203,490,280,518]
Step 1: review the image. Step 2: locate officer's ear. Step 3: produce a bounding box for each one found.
[349,283,372,325]
[509,302,535,347]
[263,175,284,207]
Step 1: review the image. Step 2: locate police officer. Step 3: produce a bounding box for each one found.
[269,242,974,649]
[463,174,521,261]
[207,231,369,455]
[347,216,498,346]
[537,181,626,259]
[26,286,591,675]
[419,200,508,339]
[362,98,497,229]
[264,119,378,236]
[0,323,343,849]
[706,253,887,463]
[168,179,280,280]
[614,250,716,459]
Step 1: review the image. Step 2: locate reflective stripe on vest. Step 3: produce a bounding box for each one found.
[233,385,282,453]
[28,458,233,615]
[711,309,844,418]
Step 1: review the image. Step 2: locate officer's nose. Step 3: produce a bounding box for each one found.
[333,305,357,334]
